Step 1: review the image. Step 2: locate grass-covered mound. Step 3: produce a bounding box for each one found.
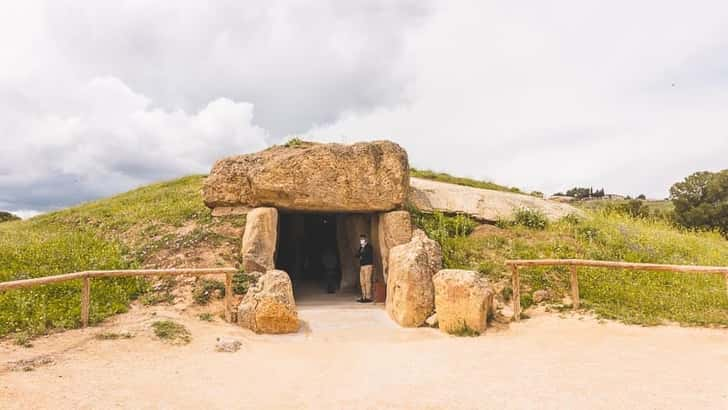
[0,176,245,339]
[415,209,728,326]
[410,168,524,194]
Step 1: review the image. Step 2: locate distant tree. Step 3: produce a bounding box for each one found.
[565,187,593,199]
[670,170,728,236]
[636,194,646,200]
[617,200,650,218]
[0,211,20,223]
[593,188,605,198]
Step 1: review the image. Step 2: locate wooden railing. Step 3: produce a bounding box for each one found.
[505,259,728,321]
[0,268,238,327]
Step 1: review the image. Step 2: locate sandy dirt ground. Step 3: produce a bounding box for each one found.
[2,292,727,410]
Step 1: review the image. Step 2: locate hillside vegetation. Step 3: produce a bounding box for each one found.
[414,209,728,326]
[0,176,245,339]
[2,173,728,340]
[410,168,524,194]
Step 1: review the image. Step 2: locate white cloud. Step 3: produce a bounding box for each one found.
[2,0,728,213]
[1,76,268,211]
[303,1,728,198]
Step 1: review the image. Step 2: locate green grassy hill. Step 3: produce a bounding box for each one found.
[2,173,727,340]
[0,176,245,339]
[415,208,728,326]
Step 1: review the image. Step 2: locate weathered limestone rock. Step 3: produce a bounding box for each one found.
[409,177,581,222]
[433,269,494,334]
[386,229,442,327]
[237,270,299,334]
[204,141,409,212]
[241,207,278,273]
[215,337,242,352]
[533,289,550,303]
[377,210,413,284]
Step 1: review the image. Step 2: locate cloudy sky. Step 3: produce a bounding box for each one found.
[2,1,728,217]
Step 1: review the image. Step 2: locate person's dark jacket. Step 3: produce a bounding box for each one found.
[356,243,373,266]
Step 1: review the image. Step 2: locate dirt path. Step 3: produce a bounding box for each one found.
[2,298,727,410]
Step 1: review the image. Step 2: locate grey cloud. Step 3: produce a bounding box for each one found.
[43,1,431,137]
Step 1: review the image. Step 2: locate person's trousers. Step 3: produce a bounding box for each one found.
[359,264,373,300]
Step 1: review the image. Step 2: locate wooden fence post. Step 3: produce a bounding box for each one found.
[81,276,90,328]
[510,265,521,321]
[570,266,580,309]
[225,272,233,323]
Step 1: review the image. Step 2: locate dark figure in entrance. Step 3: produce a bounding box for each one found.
[356,234,374,303]
[321,247,338,294]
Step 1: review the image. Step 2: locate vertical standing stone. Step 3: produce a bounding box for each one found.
[241,207,278,273]
[377,210,413,284]
[386,229,442,327]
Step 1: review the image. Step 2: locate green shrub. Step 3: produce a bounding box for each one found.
[13,331,32,347]
[151,320,191,344]
[411,210,477,243]
[513,208,548,230]
[0,211,20,223]
[232,272,257,295]
[670,169,728,236]
[192,279,225,305]
[284,137,305,148]
[197,313,214,322]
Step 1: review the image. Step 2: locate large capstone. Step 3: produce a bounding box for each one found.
[203,140,409,213]
[386,229,443,327]
[241,207,278,273]
[433,269,494,335]
[237,270,299,334]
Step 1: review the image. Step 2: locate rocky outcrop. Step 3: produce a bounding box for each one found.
[204,140,409,213]
[241,207,278,273]
[377,210,413,283]
[409,177,580,222]
[433,269,494,334]
[386,229,442,327]
[237,270,299,334]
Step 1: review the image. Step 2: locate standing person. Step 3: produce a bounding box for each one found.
[355,234,374,303]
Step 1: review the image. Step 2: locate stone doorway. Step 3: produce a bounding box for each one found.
[275,212,377,300]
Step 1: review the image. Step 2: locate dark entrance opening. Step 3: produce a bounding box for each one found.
[276,213,341,295]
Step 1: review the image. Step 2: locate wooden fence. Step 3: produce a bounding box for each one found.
[505,259,728,321]
[0,268,238,327]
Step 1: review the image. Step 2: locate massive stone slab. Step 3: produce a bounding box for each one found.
[241,207,278,273]
[386,229,442,327]
[204,141,409,213]
[238,270,299,334]
[433,269,494,334]
[409,177,581,222]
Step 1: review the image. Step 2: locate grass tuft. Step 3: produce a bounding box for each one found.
[192,279,225,305]
[448,321,480,337]
[151,320,191,344]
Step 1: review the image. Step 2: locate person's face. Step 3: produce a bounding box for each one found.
[360,237,367,246]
